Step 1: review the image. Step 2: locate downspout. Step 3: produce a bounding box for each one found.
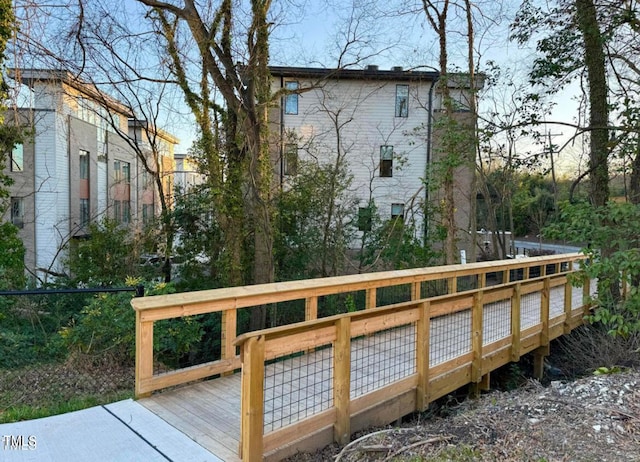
[279,75,285,188]
[424,75,439,245]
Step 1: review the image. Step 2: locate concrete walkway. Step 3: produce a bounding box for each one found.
[0,400,222,462]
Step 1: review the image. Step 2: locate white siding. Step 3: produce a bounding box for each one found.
[34,111,69,279]
[280,78,435,240]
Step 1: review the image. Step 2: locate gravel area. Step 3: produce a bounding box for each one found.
[285,369,640,461]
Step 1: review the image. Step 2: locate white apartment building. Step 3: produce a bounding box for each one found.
[270,65,477,259]
[3,69,178,282]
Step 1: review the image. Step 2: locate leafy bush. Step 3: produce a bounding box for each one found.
[546,201,640,337]
[59,281,203,367]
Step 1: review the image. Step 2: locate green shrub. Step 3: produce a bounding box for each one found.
[59,281,203,367]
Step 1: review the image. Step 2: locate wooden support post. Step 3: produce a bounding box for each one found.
[479,272,486,289]
[511,284,521,362]
[305,296,318,321]
[470,372,491,397]
[334,317,351,445]
[240,336,265,462]
[533,345,550,381]
[471,291,484,385]
[365,288,376,310]
[524,265,530,280]
[533,278,551,381]
[221,309,237,376]
[416,301,430,411]
[135,313,153,399]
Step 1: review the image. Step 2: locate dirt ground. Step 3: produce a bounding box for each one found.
[285,369,640,461]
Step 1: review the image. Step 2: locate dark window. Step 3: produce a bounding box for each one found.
[122,163,130,184]
[284,144,298,175]
[114,160,121,181]
[142,204,154,224]
[122,201,130,224]
[358,207,372,232]
[391,203,405,221]
[114,200,121,223]
[79,150,89,179]
[80,198,90,227]
[11,197,24,228]
[395,84,409,117]
[10,144,23,172]
[380,145,393,178]
[285,81,299,115]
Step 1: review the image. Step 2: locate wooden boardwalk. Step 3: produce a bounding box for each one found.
[139,278,590,461]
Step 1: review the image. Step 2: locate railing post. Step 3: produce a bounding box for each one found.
[534,278,551,380]
[365,288,376,309]
[564,276,573,334]
[334,316,351,445]
[305,296,318,321]
[471,290,484,385]
[135,311,153,399]
[448,277,457,294]
[511,283,521,362]
[411,281,421,301]
[240,335,265,462]
[221,309,237,375]
[416,301,430,411]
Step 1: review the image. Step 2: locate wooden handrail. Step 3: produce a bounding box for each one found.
[235,270,592,461]
[132,253,586,398]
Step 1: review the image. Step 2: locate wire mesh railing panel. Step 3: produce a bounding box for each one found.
[422,279,448,298]
[317,291,365,317]
[521,292,541,330]
[483,299,511,345]
[457,275,479,292]
[350,324,417,399]
[377,284,412,307]
[550,285,565,318]
[571,285,585,310]
[429,310,472,366]
[263,345,334,433]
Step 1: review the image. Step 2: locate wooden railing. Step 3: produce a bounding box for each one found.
[131,254,588,400]
[232,257,593,461]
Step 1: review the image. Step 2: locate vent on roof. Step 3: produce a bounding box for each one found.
[392,66,403,72]
[366,65,379,71]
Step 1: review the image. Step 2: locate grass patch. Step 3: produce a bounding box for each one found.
[0,390,133,424]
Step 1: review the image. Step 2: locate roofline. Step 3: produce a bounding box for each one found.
[268,65,440,82]
[8,68,134,116]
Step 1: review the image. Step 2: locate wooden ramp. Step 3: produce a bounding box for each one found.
[140,274,593,461]
[132,255,594,461]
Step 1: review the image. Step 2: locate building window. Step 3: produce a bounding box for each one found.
[114,200,121,223]
[80,198,90,227]
[380,145,393,178]
[122,201,130,224]
[142,204,154,224]
[391,203,405,221]
[358,207,372,232]
[11,197,24,228]
[283,144,298,175]
[113,160,131,183]
[284,81,299,115]
[10,143,23,172]
[395,84,409,118]
[79,150,89,179]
